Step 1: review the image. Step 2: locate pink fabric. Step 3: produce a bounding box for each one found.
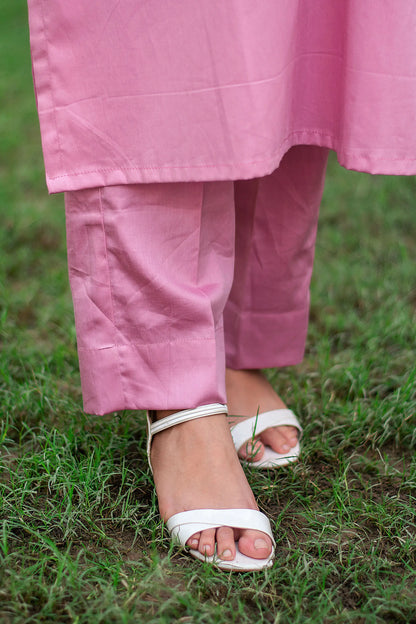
[65,180,235,414]
[28,0,416,193]
[225,145,328,368]
[65,146,327,415]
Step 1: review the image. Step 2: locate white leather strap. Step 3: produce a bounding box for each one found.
[166,508,275,547]
[147,403,228,472]
[150,403,228,436]
[230,409,302,452]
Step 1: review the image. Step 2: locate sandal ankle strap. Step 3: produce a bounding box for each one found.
[150,403,228,436]
[147,403,228,472]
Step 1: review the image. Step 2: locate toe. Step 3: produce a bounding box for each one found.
[186,532,200,550]
[238,438,265,462]
[281,425,299,446]
[237,529,273,560]
[198,528,216,557]
[260,425,298,455]
[216,526,236,560]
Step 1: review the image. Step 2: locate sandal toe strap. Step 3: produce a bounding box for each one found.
[166,508,275,547]
[230,409,302,452]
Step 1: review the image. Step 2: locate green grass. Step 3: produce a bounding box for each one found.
[1,2,415,623]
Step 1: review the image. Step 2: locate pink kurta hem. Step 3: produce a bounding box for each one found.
[28,0,416,193]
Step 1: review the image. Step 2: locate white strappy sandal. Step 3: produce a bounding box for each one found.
[230,409,303,469]
[147,403,275,571]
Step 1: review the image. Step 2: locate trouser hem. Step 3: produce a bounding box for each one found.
[78,335,226,415]
[224,302,309,370]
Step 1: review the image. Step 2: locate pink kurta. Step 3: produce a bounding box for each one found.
[28,0,416,193]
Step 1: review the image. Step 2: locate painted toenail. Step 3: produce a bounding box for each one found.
[254,539,268,550]
[281,444,290,452]
[190,539,198,548]
[221,549,232,559]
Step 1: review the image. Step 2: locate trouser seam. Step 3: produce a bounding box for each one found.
[97,187,129,408]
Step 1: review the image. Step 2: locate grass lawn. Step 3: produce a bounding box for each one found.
[1,2,415,623]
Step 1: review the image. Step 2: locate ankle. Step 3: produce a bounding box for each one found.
[154,409,179,421]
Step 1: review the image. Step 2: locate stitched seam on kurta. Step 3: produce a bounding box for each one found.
[45,129,416,181]
[45,130,334,178]
[39,0,64,175]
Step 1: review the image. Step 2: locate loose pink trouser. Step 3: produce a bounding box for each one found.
[65,146,328,415]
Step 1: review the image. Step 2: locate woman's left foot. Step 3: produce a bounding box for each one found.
[150,409,274,564]
[226,368,299,463]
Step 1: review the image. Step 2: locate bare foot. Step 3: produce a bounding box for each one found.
[226,369,299,463]
[150,410,273,562]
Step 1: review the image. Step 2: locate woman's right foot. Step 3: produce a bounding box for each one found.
[150,410,273,562]
[226,369,299,463]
